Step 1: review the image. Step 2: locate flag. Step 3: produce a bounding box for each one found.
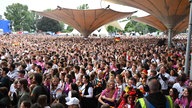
[114,37,120,42]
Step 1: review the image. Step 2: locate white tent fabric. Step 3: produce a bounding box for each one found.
[119,20,129,30]
[92,26,109,37]
[105,20,129,30]
[69,29,81,36]
[35,8,135,37]
[105,21,123,30]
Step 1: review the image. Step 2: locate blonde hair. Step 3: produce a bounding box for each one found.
[106,80,115,90]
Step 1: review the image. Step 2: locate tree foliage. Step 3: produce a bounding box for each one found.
[134,22,147,34]
[4,3,37,31]
[77,4,89,10]
[124,19,158,34]
[147,25,158,33]
[36,17,62,33]
[125,20,137,32]
[66,26,74,32]
[106,26,122,33]
[107,26,115,33]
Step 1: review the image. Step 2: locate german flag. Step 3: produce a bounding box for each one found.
[114,37,120,42]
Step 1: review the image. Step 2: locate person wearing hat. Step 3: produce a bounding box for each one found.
[118,89,137,108]
[66,97,80,108]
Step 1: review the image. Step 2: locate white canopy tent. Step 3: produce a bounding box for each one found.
[105,19,129,30]
[92,26,109,37]
[69,29,81,36]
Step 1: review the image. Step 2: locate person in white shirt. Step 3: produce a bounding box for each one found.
[147,63,157,76]
[168,69,178,88]
[86,63,94,76]
[73,65,81,82]
[24,58,32,72]
[28,63,36,74]
[157,65,170,95]
[44,62,53,75]
[151,53,160,64]
[115,74,126,105]
[7,63,18,81]
[79,75,94,108]
[172,73,187,96]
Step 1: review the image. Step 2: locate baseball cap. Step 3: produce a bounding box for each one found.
[66,97,79,106]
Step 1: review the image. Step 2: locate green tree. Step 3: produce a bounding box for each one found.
[4,3,36,31]
[36,17,62,33]
[107,26,115,33]
[66,26,73,32]
[60,22,65,32]
[77,4,89,10]
[21,11,38,32]
[124,20,137,32]
[106,25,121,33]
[134,22,147,34]
[147,25,158,33]
[124,19,159,35]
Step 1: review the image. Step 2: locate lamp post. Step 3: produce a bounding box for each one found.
[184,0,192,78]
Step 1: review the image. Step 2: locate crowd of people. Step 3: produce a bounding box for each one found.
[0,34,191,108]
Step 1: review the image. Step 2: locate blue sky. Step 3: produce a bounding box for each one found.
[0,0,149,19]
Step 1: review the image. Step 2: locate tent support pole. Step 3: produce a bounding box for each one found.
[168,28,172,48]
[184,0,192,77]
